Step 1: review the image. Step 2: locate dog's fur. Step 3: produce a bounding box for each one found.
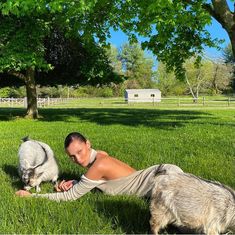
[150,166,235,235]
[18,137,59,192]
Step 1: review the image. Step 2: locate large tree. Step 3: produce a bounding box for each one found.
[118,43,155,88]
[0,0,98,118]
[186,59,233,97]
[0,15,52,118]
[157,58,232,97]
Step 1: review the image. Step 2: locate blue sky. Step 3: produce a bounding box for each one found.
[107,3,232,62]
[204,18,230,58]
[107,20,230,58]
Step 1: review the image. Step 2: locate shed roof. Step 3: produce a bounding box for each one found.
[125,89,161,93]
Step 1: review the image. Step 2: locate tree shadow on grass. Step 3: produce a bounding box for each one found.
[0,107,218,130]
[38,108,212,130]
[0,108,26,121]
[95,197,186,234]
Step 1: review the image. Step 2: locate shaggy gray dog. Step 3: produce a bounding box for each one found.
[150,165,235,235]
[18,137,59,192]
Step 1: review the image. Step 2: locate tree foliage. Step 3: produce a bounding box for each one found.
[156,63,185,96]
[82,0,235,82]
[223,44,234,63]
[87,0,221,79]
[0,15,51,74]
[107,43,156,89]
[222,43,235,90]
[157,58,233,97]
[105,45,123,76]
[40,29,122,86]
[0,0,115,118]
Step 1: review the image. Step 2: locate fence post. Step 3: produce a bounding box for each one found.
[203,96,205,106]
[47,97,50,106]
[178,97,180,107]
[23,97,27,108]
[10,97,13,107]
[228,97,230,107]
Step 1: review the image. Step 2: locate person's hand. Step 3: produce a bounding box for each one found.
[15,190,32,197]
[55,180,74,192]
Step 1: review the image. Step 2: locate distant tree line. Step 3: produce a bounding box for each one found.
[0,40,157,97]
[0,42,234,100]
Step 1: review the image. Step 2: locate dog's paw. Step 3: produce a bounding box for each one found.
[24,185,32,191]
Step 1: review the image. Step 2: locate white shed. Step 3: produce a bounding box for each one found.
[125,89,161,103]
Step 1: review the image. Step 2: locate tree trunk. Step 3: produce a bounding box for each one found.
[25,68,38,119]
[205,1,235,57]
[212,64,220,94]
[228,30,235,60]
[185,74,197,101]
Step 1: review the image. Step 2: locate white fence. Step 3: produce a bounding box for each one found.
[0,97,234,108]
[0,98,24,107]
[0,97,68,107]
[156,97,235,107]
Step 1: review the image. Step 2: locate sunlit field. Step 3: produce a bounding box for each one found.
[0,101,234,233]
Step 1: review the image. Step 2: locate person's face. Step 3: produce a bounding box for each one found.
[65,139,91,167]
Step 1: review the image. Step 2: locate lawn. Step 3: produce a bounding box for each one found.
[0,103,234,233]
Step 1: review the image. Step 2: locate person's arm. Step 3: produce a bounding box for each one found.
[31,175,105,202]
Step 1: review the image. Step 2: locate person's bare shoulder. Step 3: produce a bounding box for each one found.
[85,152,111,180]
[96,150,109,157]
[94,152,111,169]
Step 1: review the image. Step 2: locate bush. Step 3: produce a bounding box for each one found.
[73,87,89,98]
[37,86,60,98]
[96,86,113,97]
[0,87,11,97]
[0,86,26,98]
[10,86,26,97]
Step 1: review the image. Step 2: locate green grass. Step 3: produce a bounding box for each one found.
[0,101,234,233]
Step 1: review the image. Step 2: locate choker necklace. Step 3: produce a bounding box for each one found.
[88,149,97,167]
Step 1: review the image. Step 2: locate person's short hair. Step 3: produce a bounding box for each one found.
[64,132,87,149]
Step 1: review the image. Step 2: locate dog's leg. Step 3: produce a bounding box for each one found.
[52,175,58,185]
[51,175,59,190]
[150,202,172,234]
[36,185,41,192]
[150,215,161,234]
[204,226,219,235]
[24,185,32,191]
[30,178,42,192]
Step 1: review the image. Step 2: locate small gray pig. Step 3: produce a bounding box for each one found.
[18,137,59,192]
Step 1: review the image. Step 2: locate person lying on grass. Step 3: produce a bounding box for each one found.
[16,132,183,201]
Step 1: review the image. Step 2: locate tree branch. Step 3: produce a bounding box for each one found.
[8,71,26,81]
[185,74,196,99]
[182,0,233,28]
[202,3,218,20]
